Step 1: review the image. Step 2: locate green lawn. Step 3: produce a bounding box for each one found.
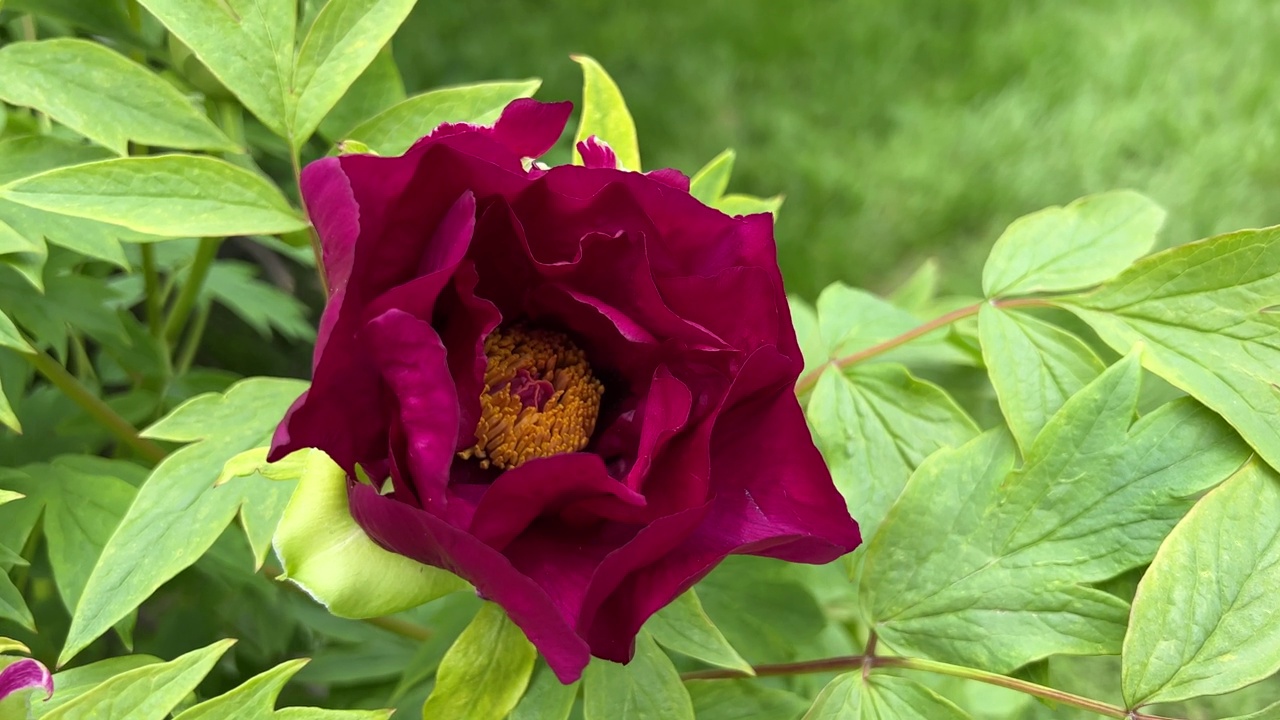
[395,0,1280,299]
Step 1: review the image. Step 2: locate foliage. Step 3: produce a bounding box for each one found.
[0,2,1278,719]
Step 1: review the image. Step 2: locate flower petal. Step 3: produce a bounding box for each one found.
[493,99,573,159]
[348,485,592,682]
[0,658,52,702]
[577,136,619,169]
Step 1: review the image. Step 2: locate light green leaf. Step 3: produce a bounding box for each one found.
[1060,226,1280,473]
[583,632,693,720]
[2,457,143,614]
[689,149,735,205]
[860,353,1250,673]
[803,673,970,720]
[318,45,405,142]
[291,0,417,145]
[44,639,234,720]
[218,447,310,486]
[697,557,826,664]
[422,602,537,720]
[687,680,808,720]
[1224,700,1280,720]
[571,55,640,170]
[807,363,977,536]
[978,304,1105,451]
[0,39,237,155]
[0,136,114,185]
[345,79,541,156]
[1122,462,1280,708]
[1,155,307,237]
[646,590,752,675]
[887,259,941,314]
[274,449,466,618]
[0,569,33,631]
[0,490,23,506]
[202,261,315,341]
[789,296,825,376]
[32,656,162,718]
[713,193,783,218]
[60,378,308,666]
[174,659,307,719]
[510,663,579,720]
[811,282,968,369]
[138,0,295,138]
[982,190,1165,297]
[0,376,18,434]
[274,710,392,720]
[0,637,28,654]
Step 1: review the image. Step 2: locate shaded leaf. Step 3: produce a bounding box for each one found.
[687,680,807,720]
[422,602,537,720]
[583,632,693,720]
[203,261,314,341]
[803,673,969,720]
[647,590,752,674]
[510,662,578,720]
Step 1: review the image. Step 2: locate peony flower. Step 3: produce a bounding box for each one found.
[270,98,860,682]
[0,658,52,702]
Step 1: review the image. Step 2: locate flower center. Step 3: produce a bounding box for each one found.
[460,326,603,470]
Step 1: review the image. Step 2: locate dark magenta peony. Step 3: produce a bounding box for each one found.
[270,99,861,682]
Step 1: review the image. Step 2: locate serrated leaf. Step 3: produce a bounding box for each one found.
[982,191,1165,297]
[60,378,307,666]
[0,39,237,155]
[713,193,782,218]
[291,0,416,145]
[203,261,314,340]
[571,55,639,170]
[422,602,537,720]
[344,79,541,156]
[646,590,752,675]
[689,149,735,205]
[803,673,970,720]
[511,662,579,720]
[807,363,977,536]
[583,632,693,720]
[978,305,1105,451]
[274,449,465,618]
[1,155,307,237]
[138,0,295,138]
[1060,226,1280,473]
[1122,462,1280,707]
[859,353,1250,673]
[44,640,234,720]
[687,680,808,720]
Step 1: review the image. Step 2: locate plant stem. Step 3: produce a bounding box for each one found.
[173,302,210,375]
[140,244,164,337]
[164,238,220,345]
[794,296,1054,395]
[22,347,167,464]
[680,654,1178,720]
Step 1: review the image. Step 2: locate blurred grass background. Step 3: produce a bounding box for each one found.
[392,0,1280,300]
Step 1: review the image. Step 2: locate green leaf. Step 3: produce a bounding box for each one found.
[318,45,405,142]
[0,637,29,654]
[1,155,308,237]
[274,449,466,618]
[174,659,307,719]
[0,39,237,155]
[291,0,417,145]
[583,632,693,720]
[807,363,977,536]
[887,259,941,314]
[1224,700,1280,720]
[1,457,143,614]
[803,673,970,720]
[0,490,23,506]
[810,282,968,370]
[274,710,392,720]
[0,386,17,434]
[510,663,579,720]
[344,79,541,156]
[687,680,808,720]
[60,378,307,666]
[32,656,162,718]
[0,268,129,359]
[982,191,1165,297]
[571,55,640,170]
[138,0,295,138]
[7,0,142,44]
[978,305,1105,451]
[646,590,752,674]
[859,353,1250,673]
[689,149,735,205]
[0,566,33,631]
[713,193,783,218]
[1122,462,1280,708]
[203,261,315,341]
[44,640,234,720]
[422,602,537,720]
[697,558,826,664]
[1059,226,1280,473]
[0,136,115,185]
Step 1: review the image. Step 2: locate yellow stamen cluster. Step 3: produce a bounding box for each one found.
[459,326,603,470]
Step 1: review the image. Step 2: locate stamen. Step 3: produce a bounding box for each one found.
[462,326,603,470]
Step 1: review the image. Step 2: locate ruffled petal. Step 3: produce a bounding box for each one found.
[348,485,591,682]
[577,136,619,169]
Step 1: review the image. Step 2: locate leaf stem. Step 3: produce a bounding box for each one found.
[22,346,166,464]
[164,238,221,345]
[680,654,1179,720]
[794,296,1054,395]
[140,244,164,337]
[173,302,210,375]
